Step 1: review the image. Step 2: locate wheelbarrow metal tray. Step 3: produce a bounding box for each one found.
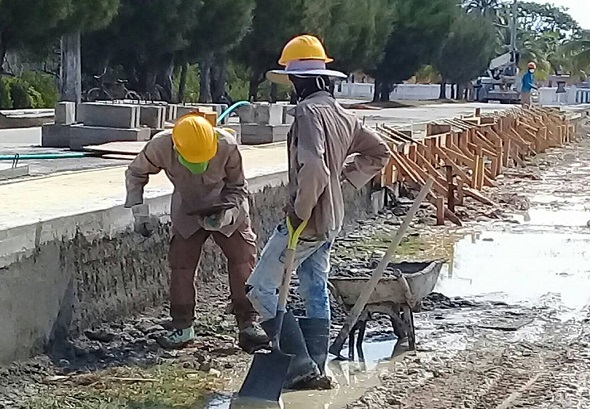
[329,261,444,307]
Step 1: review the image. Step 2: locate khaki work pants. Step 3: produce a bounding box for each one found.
[168,221,257,330]
[521,92,531,107]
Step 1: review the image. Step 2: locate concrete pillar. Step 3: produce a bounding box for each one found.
[60,31,82,104]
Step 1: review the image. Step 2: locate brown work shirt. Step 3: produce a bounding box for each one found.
[288,91,390,239]
[125,129,250,239]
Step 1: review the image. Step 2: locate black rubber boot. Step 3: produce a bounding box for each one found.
[261,311,320,390]
[298,318,330,374]
[295,317,334,390]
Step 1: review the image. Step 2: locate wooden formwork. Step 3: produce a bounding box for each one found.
[375,107,577,226]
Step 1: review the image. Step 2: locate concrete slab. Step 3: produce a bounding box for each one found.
[139,105,166,129]
[254,103,283,125]
[77,103,140,128]
[41,124,72,148]
[69,125,151,151]
[241,123,290,144]
[0,164,29,180]
[237,104,255,123]
[54,102,76,125]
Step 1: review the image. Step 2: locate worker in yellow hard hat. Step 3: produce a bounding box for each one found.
[125,113,269,351]
[521,62,538,107]
[245,35,390,390]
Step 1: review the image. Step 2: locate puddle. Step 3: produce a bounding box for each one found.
[437,230,590,311]
[512,208,590,228]
[203,340,406,409]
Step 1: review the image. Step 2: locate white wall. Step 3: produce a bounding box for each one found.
[334,82,454,101]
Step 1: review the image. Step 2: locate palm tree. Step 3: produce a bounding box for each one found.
[464,0,502,17]
[566,31,590,73]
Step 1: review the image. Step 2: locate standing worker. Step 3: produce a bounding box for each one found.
[521,62,537,107]
[124,113,269,351]
[245,35,391,389]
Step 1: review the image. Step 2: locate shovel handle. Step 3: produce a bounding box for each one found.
[277,217,308,308]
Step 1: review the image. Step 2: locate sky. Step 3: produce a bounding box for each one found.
[540,0,590,29]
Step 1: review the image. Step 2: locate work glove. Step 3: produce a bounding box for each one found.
[203,207,239,231]
[131,204,155,237]
[283,204,304,231]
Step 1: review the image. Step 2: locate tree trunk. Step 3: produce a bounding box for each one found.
[378,82,391,102]
[60,31,82,103]
[248,71,262,102]
[0,32,8,75]
[439,80,447,100]
[270,83,278,102]
[457,83,465,100]
[210,54,227,103]
[145,67,158,99]
[372,77,381,102]
[178,63,189,103]
[198,55,212,103]
[158,60,174,102]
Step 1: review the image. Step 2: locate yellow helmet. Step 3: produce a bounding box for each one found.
[172,114,217,163]
[278,34,333,66]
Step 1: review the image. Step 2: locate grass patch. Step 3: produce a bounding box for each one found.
[341,230,464,261]
[25,364,221,409]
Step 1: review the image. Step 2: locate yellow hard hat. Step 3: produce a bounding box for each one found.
[278,34,334,66]
[172,114,217,163]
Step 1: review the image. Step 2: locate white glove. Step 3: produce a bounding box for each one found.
[204,207,239,231]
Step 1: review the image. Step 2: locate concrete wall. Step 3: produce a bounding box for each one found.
[334,82,453,101]
[0,172,376,364]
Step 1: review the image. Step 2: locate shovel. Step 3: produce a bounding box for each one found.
[237,218,308,403]
[329,178,434,358]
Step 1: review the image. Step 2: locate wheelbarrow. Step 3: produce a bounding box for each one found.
[329,260,444,360]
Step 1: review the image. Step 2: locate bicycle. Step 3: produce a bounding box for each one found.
[83,68,142,102]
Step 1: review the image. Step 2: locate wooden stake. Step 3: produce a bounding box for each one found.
[456,178,465,205]
[436,196,445,225]
[445,165,455,213]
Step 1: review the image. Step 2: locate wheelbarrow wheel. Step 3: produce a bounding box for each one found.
[402,305,416,350]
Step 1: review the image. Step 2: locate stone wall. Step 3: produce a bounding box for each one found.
[0,179,375,364]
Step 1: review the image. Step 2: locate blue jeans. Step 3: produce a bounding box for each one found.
[246,223,332,321]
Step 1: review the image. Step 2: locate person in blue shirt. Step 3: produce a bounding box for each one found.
[521,62,538,106]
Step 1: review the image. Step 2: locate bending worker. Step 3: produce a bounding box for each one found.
[124,113,268,351]
[521,62,537,107]
[246,35,391,389]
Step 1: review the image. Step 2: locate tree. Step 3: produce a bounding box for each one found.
[372,0,458,102]
[83,0,202,99]
[180,0,254,103]
[433,12,496,99]
[56,0,120,102]
[235,0,305,101]
[516,2,579,36]
[324,0,396,75]
[0,0,70,75]
[464,0,502,17]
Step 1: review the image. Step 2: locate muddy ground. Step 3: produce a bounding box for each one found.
[2,124,590,409]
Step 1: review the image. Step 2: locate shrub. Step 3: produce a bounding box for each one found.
[0,77,12,109]
[21,71,59,108]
